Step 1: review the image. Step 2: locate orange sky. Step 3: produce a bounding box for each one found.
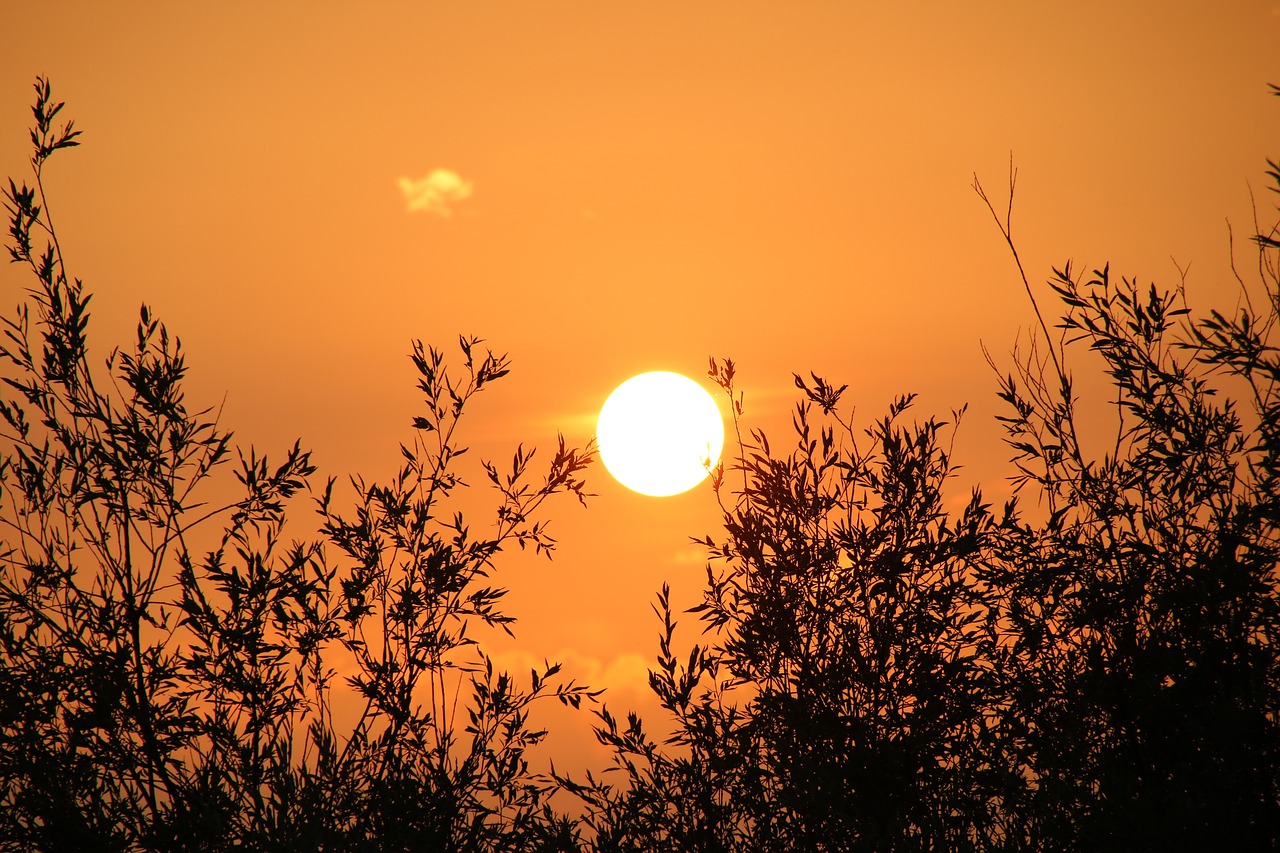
[4,1,1279,770]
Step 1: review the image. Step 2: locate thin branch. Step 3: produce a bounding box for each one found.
[972,159,1069,395]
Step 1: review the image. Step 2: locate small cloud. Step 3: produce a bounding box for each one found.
[672,546,710,566]
[396,168,473,217]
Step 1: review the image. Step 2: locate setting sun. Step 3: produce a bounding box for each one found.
[597,371,725,497]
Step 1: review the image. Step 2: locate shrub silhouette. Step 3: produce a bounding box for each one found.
[0,78,595,852]
[568,377,1023,851]
[568,89,1280,852]
[4,77,1280,853]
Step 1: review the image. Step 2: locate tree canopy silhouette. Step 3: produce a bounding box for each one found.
[2,78,1279,853]
[566,89,1280,853]
[0,78,595,852]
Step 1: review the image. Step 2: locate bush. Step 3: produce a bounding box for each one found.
[571,378,1022,852]
[0,78,595,853]
[570,88,1280,852]
[977,141,1280,848]
[4,76,1279,853]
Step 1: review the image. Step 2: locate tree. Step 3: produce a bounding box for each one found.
[569,88,1280,851]
[0,78,596,852]
[974,106,1280,848]
[5,74,1279,853]
[570,376,1023,853]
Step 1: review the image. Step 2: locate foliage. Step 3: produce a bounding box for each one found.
[975,147,1280,847]
[0,78,595,852]
[4,76,1280,853]
[568,374,1023,852]
[568,89,1280,851]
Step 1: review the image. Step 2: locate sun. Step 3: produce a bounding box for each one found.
[597,371,725,497]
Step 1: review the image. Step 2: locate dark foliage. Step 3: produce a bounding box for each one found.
[4,78,1280,853]
[0,78,596,852]
[568,88,1280,852]
[971,121,1280,848]
[568,377,1024,852]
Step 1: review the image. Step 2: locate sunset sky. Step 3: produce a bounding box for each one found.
[4,1,1279,769]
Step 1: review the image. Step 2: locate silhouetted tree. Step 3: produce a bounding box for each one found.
[6,74,1280,853]
[974,92,1280,849]
[568,87,1280,852]
[0,78,595,853]
[567,374,1023,852]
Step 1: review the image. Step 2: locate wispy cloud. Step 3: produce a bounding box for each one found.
[396,168,473,217]
[483,647,653,696]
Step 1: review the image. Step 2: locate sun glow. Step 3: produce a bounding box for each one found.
[596,372,725,497]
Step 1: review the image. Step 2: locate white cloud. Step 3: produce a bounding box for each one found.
[396,168,473,217]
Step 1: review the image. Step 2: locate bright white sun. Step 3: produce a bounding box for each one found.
[597,371,725,497]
